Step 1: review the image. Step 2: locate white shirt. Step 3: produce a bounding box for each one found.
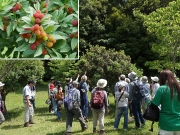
[152,83,160,98]
[22,85,32,102]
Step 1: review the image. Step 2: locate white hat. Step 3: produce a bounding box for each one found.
[0,82,5,87]
[151,76,159,82]
[125,78,130,83]
[141,76,148,83]
[97,79,107,88]
[72,81,79,85]
[117,82,126,89]
[128,72,138,80]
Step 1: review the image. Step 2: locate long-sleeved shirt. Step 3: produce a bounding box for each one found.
[115,91,129,107]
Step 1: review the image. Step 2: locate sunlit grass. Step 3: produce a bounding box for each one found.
[0,84,159,135]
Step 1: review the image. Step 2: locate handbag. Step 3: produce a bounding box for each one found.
[143,102,160,132]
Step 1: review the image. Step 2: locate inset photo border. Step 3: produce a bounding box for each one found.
[0,0,79,60]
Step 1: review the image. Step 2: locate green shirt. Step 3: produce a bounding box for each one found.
[152,85,180,131]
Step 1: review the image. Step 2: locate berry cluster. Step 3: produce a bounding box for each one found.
[69,20,78,38]
[12,3,22,12]
[2,17,9,31]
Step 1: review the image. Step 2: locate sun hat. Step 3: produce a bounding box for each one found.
[0,82,5,87]
[151,76,159,82]
[128,72,138,80]
[50,77,55,80]
[97,79,107,88]
[141,76,148,83]
[117,82,126,89]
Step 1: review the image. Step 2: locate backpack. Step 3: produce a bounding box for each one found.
[79,82,87,95]
[64,89,76,110]
[91,88,105,109]
[133,80,145,100]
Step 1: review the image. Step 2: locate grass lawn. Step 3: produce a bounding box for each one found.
[0,84,159,135]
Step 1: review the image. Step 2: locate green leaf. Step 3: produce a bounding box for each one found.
[69,52,77,58]
[40,1,46,10]
[34,44,43,57]
[51,10,59,19]
[21,16,32,25]
[16,37,23,42]
[0,19,3,30]
[41,20,56,26]
[22,50,35,58]
[60,44,71,53]
[51,48,62,58]
[29,34,36,43]
[53,39,66,50]
[52,34,66,40]
[6,22,13,37]
[46,48,58,58]
[12,22,17,31]
[71,37,78,50]
[15,42,29,52]
[71,1,78,12]
[34,2,40,10]
[44,25,54,33]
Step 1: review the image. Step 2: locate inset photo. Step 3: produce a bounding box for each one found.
[0,0,79,59]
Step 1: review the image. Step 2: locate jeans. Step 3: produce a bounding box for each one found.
[80,94,89,118]
[24,102,34,123]
[66,108,86,132]
[0,111,5,125]
[52,98,57,115]
[114,106,128,129]
[57,111,61,120]
[131,100,145,128]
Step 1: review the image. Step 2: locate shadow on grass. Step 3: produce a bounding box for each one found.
[4,107,24,121]
[46,131,66,135]
[1,124,23,130]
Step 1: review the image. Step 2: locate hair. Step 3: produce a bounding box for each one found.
[159,69,180,101]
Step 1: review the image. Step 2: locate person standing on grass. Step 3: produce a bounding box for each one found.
[55,81,64,122]
[90,79,109,135]
[22,80,35,127]
[114,82,129,131]
[0,82,5,125]
[48,77,55,113]
[151,76,160,99]
[65,81,88,135]
[79,72,89,122]
[128,72,145,129]
[141,76,151,113]
[152,69,180,135]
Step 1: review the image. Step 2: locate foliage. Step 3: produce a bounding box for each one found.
[0,60,44,101]
[76,45,142,89]
[134,0,180,72]
[0,0,78,58]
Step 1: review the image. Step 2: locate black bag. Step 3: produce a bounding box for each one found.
[143,102,160,132]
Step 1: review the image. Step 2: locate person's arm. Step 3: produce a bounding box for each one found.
[25,95,32,107]
[74,74,80,82]
[104,91,109,113]
[128,82,133,101]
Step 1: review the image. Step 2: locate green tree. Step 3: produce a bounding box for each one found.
[76,45,142,91]
[0,60,44,112]
[134,0,180,72]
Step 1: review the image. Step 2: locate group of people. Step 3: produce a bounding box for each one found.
[0,69,180,135]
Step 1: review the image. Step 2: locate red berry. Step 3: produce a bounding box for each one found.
[42,49,48,55]
[4,17,8,21]
[68,7,73,12]
[34,24,40,31]
[12,7,17,12]
[70,33,74,38]
[34,41,39,46]
[35,18,41,24]
[15,4,21,10]
[38,13,44,19]
[30,44,36,50]
[33,12,39,18]
[72,20,78,27]
[44,3,48,8]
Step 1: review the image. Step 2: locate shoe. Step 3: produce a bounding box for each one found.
[82,124,88,131]
[99,130,106,135]
[141,123,145,128]
[123,129,127,131]
[24,122,32,127]
[114,128,117,130]
[29,120,35,124]
[84,117,89,122]
[93,130,99,134]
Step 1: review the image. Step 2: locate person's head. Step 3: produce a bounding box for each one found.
[125,78,130,84]
[50,77,55,83]
[159,69,180,101]
[81,75,87,82]
[96,79,107,90]
[141,76,148,83]
[128,72,138,81]
[0,82,5,90]
[72,81,79,88]
[56,81,61,89]
[27,80,34,87]
[119,74,126,81]
[151,76,159,83]
[118,82,125,91]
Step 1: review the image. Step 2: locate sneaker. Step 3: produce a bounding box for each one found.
[82,125,88,131]
[99,131,106,135]
[114,128,117,130]
[24,122,32,127]
[65,132,72,135]
[29,120,35,124]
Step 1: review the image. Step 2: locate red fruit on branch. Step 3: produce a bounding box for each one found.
[15,4,21,10]
[70,33,74,38]
[72,20,78,27]
[68,7,73,12]
[3,26,7,31]
[12,7,17,12]
[3,17,8,21]
[33,12,39,18]
[34,24,40,31]
[74,32,78,38]
[44,3,48,8]
[35,18,41,24]
[38,13,44,19]
[42,49,48,55]
[30,44,36,50]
